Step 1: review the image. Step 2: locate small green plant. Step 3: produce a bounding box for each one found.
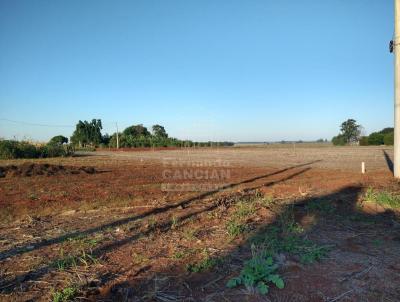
[147,216,157,229]
[284,220,304,235]
[171,215,179,229]
[225,199,256,238]
[278,208,303,235]
[28,193,39,201]
[364,187,400,209]
[131,252,149,264]
[226,219,247,238]
[64,235,98,249]
[226,245,284,295]
[186,250,221,273]
[364,187,378,202]
[186,257,220,273]
[299,244,329,264]
[235,201,256,219]
[183,228,198,240]
[55,252,77,271]
[52,286,77,302]
[271,235,328,264]
[250,226,328,265]
[258,195,274,207]
[53,248,97,271]
[172,248,195,260]
[172,251,185,259]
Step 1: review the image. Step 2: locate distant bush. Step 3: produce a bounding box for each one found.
[0,140,22,159]
[39,144,71,158]
[18,142,39,158]
[384,132,394,145]
[0,140,38,159]
[68,120,234,149]
[359,136,369,146]
[332,119,361,145]
[379,127,394,135]
[368,132,384,145]
[0,140,72,159]
[332,135,346,146]
[358,128,394,146]
[107,132,234,149]
[48,135,68,146]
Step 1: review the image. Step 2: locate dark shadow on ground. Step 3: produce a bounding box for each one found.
[96,186,400,301]
[383,150,394,173]
[72,152,97,157]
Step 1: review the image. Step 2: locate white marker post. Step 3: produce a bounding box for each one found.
[361,162,365,174]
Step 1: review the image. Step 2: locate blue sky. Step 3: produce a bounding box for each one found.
[0,0,394,142]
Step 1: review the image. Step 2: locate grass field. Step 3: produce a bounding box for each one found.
[0,146,399,301]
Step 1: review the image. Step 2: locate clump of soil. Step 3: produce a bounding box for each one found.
[0,163,97,178]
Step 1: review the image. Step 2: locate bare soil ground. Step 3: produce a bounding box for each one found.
[0,163,97,178]
[0,146,399,301]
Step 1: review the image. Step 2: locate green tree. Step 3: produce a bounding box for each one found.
[332,134,346,146]
[48,135,68,145]
[88,119,103,145]
[109,132,125,148]
[152,124,168,138]
[101,133,111,146]
[340,119,361,143]
[123,124,150,137]
[70,120,86,146]
[384,132,394,145]
[71,119,103,147]
[379,127,394,135]
[368,132,384,145]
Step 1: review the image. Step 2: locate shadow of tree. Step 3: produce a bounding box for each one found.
[98,186,400,301]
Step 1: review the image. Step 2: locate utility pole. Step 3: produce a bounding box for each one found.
[116,122,119,149]
[395,0,400,177]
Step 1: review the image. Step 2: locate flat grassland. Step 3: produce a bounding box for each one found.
[0,146,399,301]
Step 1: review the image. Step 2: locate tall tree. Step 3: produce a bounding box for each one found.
[152,124,168,138]
[340,119,361,143]
[71,119,103,147]
[88,119,103,145]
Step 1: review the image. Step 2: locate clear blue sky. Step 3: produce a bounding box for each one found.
[0,0,394,142]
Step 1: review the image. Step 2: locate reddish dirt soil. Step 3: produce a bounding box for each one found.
[0,163,97,178]
[0,147,399,302]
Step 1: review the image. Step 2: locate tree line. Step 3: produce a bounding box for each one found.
[65,119,234,148]
[0,119,235,159]
[332,119,394,146]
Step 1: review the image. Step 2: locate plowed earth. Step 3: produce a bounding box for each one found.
[0,146,399,301]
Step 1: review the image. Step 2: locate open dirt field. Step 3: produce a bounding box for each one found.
[0,146,399,301]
